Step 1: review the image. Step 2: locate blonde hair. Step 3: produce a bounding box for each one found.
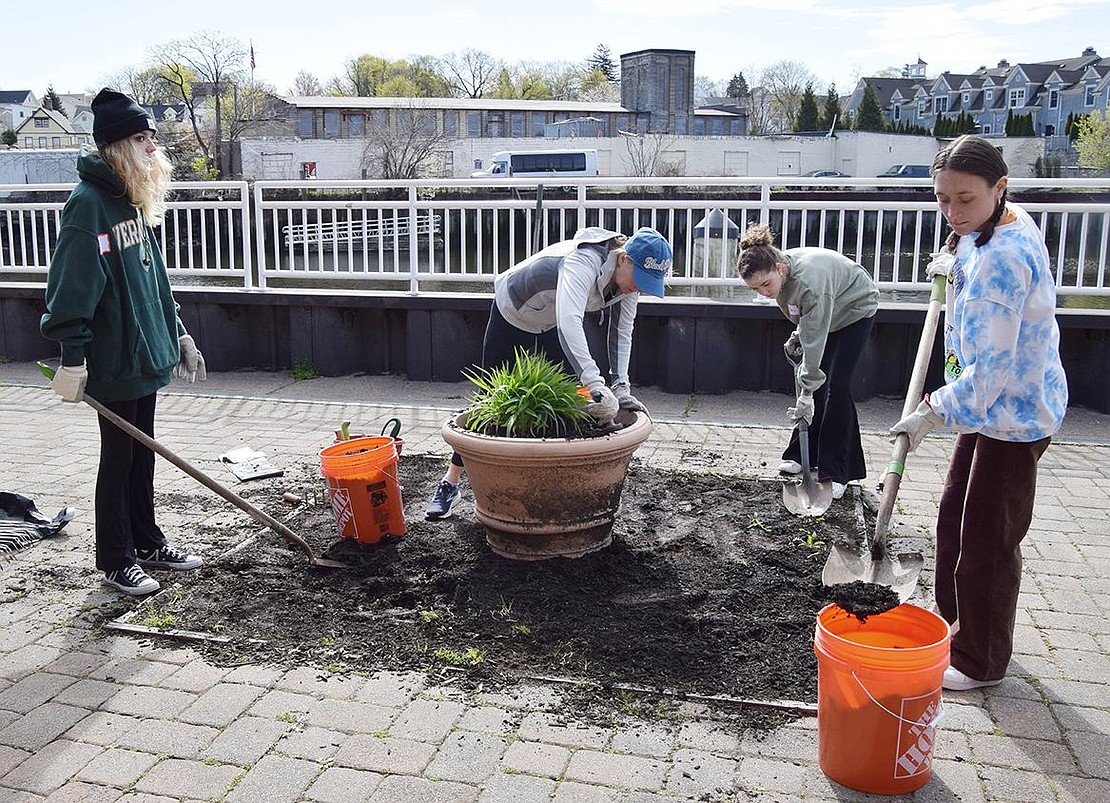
[100,137,173,227]
[736,223,785,279]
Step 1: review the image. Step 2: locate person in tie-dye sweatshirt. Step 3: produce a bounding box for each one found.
[891,135,1068,692]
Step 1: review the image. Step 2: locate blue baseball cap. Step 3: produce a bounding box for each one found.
[625,227,672,297]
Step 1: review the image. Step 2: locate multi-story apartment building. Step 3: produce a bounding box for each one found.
[845,47,1108,152]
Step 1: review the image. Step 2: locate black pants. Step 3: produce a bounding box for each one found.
[782,314,873,484]
[94,392,167,571]
[935,433,1050,681]
[448,304,574,469]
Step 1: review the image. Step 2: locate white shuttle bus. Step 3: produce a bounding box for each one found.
[470,149,599,179]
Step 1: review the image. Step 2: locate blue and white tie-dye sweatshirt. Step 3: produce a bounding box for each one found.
[929,204,1068,442]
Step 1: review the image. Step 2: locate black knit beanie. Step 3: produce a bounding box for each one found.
[91,88,157,147]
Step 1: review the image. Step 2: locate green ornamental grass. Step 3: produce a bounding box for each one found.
[462,348,591,438]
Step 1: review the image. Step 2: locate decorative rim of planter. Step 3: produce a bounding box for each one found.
[442,410,653,560]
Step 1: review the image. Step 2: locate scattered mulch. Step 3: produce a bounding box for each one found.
[125,454,894,720]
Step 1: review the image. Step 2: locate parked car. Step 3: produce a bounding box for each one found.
[802,169,851,178]
[877,164,931,178]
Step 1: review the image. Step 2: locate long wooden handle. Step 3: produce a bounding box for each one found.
[37,363,315,560]
[873,274,947,553]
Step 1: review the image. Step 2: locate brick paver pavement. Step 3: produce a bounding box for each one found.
[1,367,1107,802]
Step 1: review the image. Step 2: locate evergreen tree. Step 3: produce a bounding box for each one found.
[854,81,884,131]
[821,84,840,131]
[586,44,618,82]
[795,82,819,131]
[726,72,750,99]
[2,129,16,147]
[43,84,66,117]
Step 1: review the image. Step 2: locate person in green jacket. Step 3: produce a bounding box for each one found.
[738,223,878,499]
[40,89,207,596]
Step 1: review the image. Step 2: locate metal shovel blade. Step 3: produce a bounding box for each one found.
[782,472,833,517]
[821,543,923,603]
[782,418,832,517]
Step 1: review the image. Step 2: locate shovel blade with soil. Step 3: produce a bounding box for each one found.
[819,274,945,602]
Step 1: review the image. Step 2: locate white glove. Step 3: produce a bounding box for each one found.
[788,392,814,425]
[783,330,802,360]
[585,384,620,425]
[174,334,207,382]
[51,362,87,403]
[926,251,955,279]
[890,399,944,452]
[612,382,648,414]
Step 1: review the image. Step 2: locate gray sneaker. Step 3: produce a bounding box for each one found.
[426,480,460,519]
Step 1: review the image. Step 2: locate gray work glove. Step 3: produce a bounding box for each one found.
[612,382,648,414]
[783,330,803,360]
[890,399,944,452]
[788,392,814,425]
[926,251,954,279]
[174,334,208,382]
[51,362,87,403]
[585,384,620,425]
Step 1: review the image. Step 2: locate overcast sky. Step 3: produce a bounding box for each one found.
[6,0,1105,99]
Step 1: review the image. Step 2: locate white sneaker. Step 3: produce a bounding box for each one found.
[943,666,1002,691]
[778,460,802,474]
[831,482,847,500]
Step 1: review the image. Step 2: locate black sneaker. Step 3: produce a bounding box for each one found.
[136,544,203,570]
[426,480,460,519]
[104,564,160,596]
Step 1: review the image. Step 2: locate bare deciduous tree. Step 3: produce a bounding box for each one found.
[440,49,501,98]
[101,66,172,105]
[622,131,679,177]
[291,70,323,96]
[759,60,818,133]
[361,103,457,179]
[155,30,247,176]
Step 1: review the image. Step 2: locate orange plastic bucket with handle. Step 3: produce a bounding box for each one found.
[813,603,950,795]
[319,436,405,544]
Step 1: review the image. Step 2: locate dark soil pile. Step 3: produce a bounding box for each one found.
[131,455,895,717]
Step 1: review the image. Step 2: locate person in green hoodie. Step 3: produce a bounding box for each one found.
[40,89,207,596]
[737,223,878,499]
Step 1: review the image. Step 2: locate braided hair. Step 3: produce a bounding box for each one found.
[931,134,1009,252]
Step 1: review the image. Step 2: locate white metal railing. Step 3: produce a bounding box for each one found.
[0,181,252,288]
[4,177,1109,301]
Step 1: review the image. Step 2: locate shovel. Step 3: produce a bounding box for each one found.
[37,362,347,570]
[782,353,833,517]
[821,273,946,601]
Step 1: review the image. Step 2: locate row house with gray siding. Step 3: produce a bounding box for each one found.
[846,47,1108,150]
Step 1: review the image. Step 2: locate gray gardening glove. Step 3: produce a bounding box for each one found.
[926,251,954,279]
[174,334,208,382]
[788,392,814,425]
[51,362,87,403]
[585,384,620,426]
[612,382,648,414]
[890,399,944,452]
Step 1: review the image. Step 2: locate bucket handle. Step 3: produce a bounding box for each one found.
[851,670,945,729]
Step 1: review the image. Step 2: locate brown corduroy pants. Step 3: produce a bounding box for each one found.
[934,432,1051,681]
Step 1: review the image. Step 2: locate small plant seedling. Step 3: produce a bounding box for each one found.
[137,612,177,629]
[433,646,484,667]
[510,622,531,636]
[418,609,440,625]
[747,515,771,533]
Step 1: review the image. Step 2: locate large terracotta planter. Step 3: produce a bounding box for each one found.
[441,410,653,560]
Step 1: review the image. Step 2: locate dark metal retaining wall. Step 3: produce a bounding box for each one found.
[3,287,1108,412]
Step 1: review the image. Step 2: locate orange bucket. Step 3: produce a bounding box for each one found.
[813,603,950,795]
[319,436,405,544]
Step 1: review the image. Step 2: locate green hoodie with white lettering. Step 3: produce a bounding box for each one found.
[40,145,184,402]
